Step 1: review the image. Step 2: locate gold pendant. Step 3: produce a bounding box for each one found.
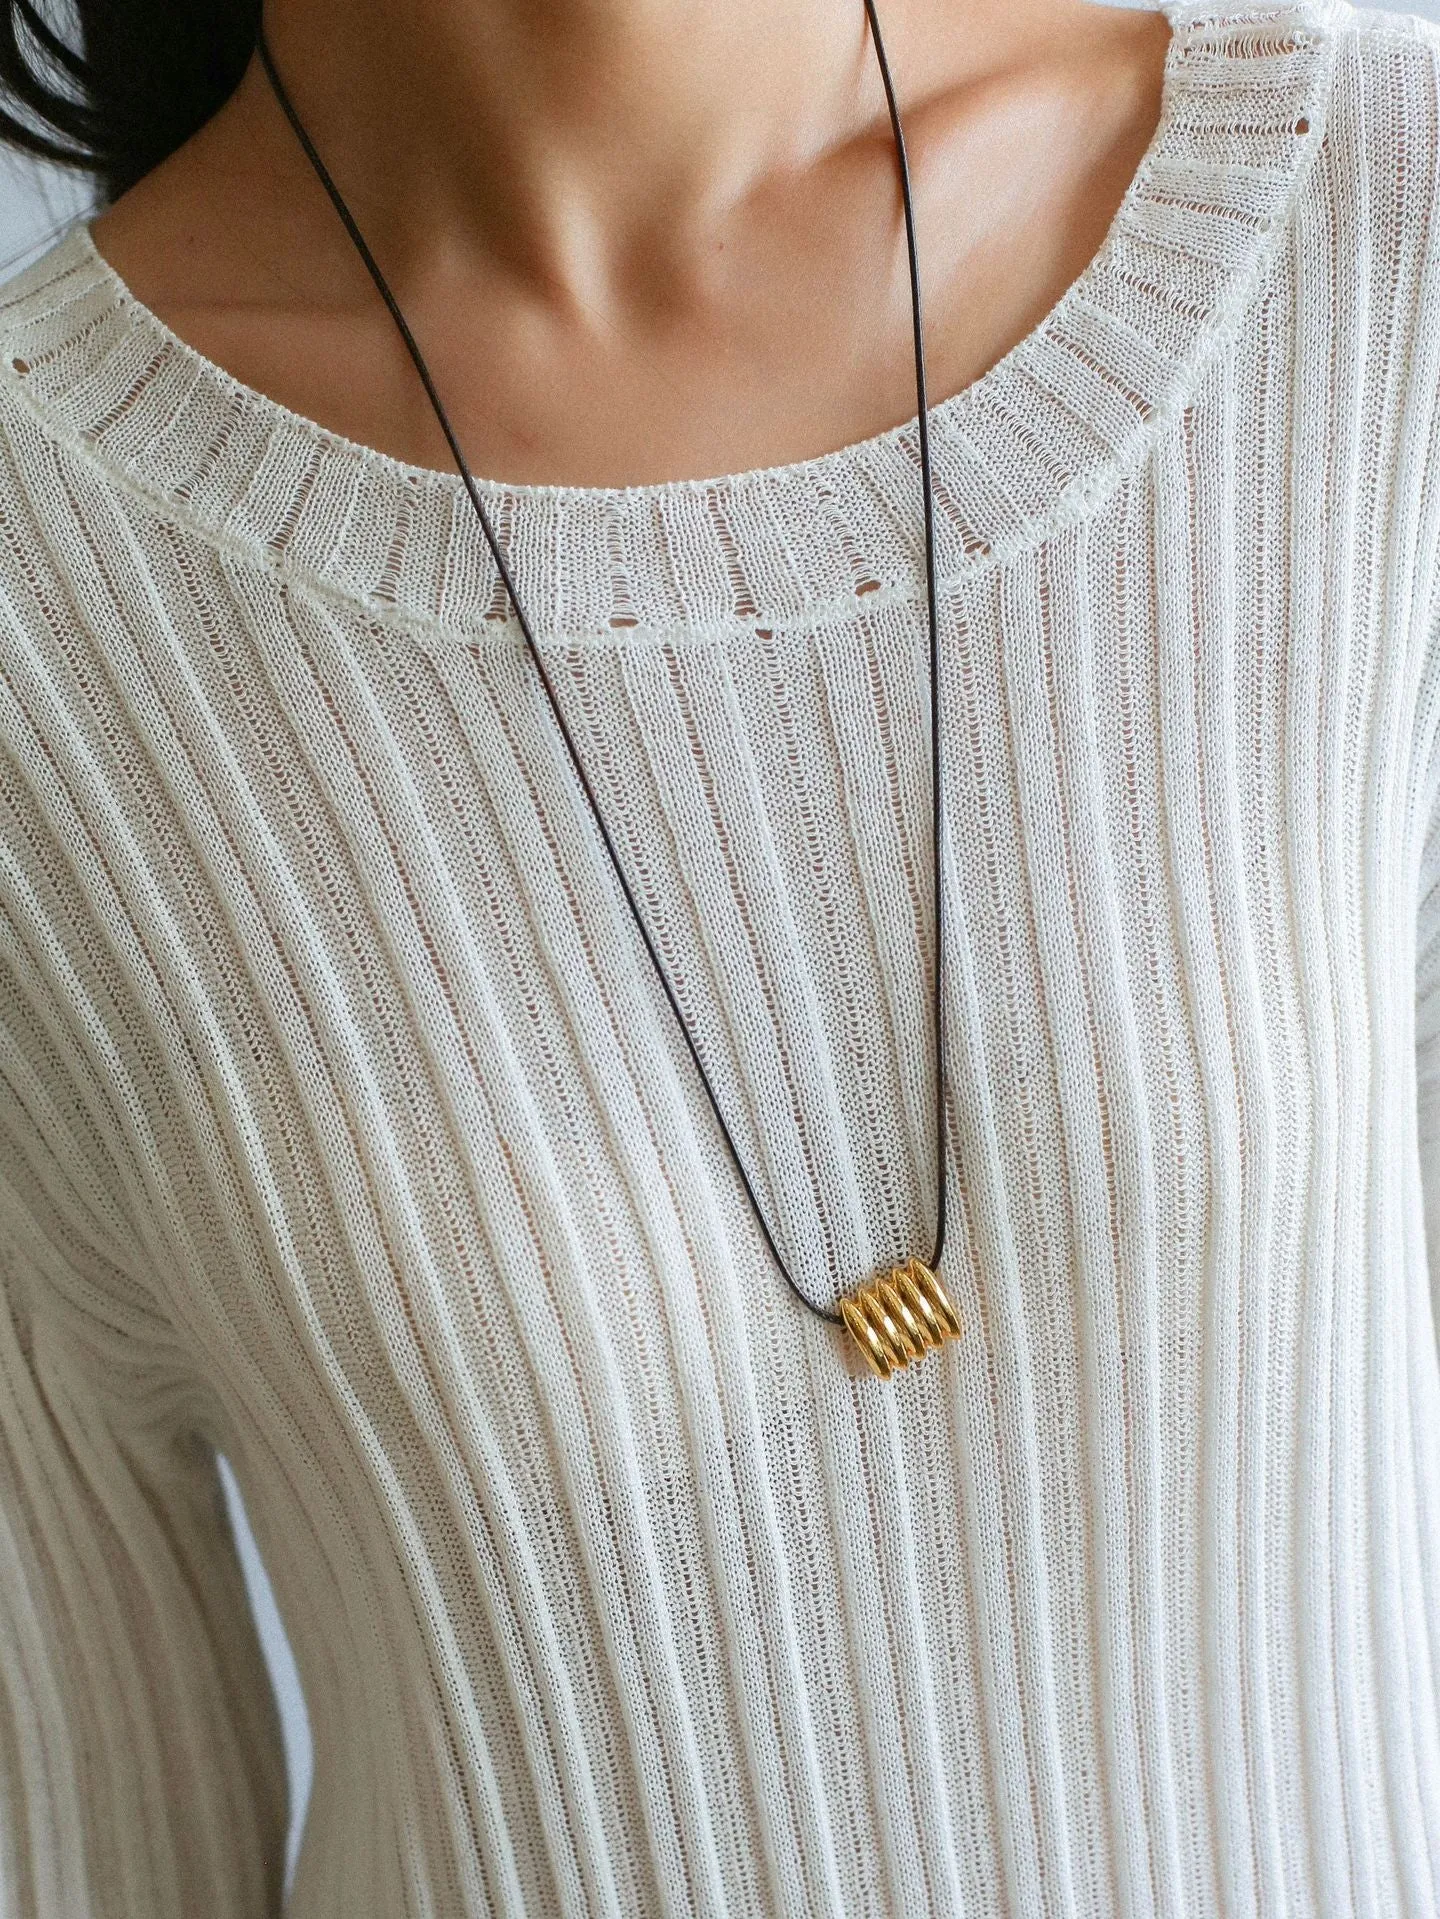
[839,1259,963,1380]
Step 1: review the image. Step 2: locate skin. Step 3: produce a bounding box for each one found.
[90,0,1171,489]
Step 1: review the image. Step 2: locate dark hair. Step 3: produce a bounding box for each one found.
[0,0,260,207]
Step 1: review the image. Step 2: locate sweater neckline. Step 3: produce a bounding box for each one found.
[0,1,1336,644]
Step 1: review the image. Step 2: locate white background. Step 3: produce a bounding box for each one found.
[0,0,1435,1893]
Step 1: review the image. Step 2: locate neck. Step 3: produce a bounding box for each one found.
[243,0,1072,307]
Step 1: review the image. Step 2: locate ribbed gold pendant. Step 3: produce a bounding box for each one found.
[838,1259,963,1380]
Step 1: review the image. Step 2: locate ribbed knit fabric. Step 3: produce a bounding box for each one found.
[3,2,1440,1912]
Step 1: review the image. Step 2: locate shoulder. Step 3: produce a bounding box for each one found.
[1329,0,1440,51]
[1307,2,1440,373]
[1150,2,1440,271]
[1254,2,1440,305]
[1169,1,1440,163]
[0,225,179,757]
[1298,10,1440,661]
[0,223,119,524]
[1311,2,1440,165]
[0,221,198,620]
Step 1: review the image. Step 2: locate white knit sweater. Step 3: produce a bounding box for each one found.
[3,3,1440,1912]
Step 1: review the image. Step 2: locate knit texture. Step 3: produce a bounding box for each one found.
[2,2,1440,1911]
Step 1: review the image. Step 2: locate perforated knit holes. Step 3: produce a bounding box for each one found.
[481,490,517,623]
[10,359,27,375]
[1296,118,1310,134]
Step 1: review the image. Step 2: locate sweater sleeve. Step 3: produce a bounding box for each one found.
[1417,792,1440,1347]
[0,1021,288,1914]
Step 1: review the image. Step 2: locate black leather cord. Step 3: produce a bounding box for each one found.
[254,3,947,1327]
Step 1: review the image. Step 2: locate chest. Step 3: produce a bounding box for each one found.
[33,469,1432,1440]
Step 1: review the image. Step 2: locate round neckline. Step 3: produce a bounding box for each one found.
[0,0,1336,644]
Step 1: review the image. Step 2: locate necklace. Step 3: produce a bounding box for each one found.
[254,5,961,1381]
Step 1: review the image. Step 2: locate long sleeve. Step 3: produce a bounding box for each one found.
[1417,770,1440,1345]
[0,1026,288,1913]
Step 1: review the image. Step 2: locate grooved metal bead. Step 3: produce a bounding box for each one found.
[838,1259,963,1380]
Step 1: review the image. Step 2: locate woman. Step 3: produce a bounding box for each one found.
[0,0,1436,1910]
